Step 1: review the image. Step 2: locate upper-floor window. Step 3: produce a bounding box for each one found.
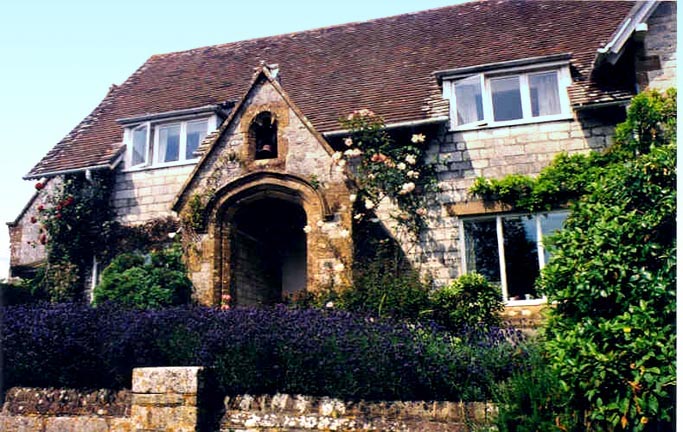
[460,211,568,305]
[125,116,216,169]
[155,119,209,165]
[442,61,572,130]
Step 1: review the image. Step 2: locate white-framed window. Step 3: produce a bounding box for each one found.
[125,117,214,169]
[130,122,150,168]
[443,65,571,130]
[459,211,568,305]
[154,119,209,165]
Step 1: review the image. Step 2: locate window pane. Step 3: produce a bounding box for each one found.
[186,120,208,160]
[502,216,539,300]
[464,219,501,285]
[491,76,523,121]
[158,124,180,163]
[454,75,483,125]
[530,72,561,117]
[540,211,568,264]
[132,126,147,166]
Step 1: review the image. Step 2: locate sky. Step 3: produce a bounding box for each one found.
[0,0,468,279]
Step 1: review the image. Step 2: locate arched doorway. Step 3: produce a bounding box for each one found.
[228,197,307,306]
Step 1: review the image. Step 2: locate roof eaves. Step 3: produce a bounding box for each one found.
[22,145,125,180]
[116,103,234,125]
[595,0,659,66]
[324,116,449,138]
[434,53,573,81]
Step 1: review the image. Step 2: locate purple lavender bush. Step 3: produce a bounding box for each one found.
[1,303,526,401]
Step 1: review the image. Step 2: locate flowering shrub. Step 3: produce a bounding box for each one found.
[29,172,115,302]
[2,304,526,401]
[336,110,437,238]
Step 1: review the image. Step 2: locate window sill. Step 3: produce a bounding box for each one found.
[505,298,547,307]
[449,113,573,132]
[122,159,199,173]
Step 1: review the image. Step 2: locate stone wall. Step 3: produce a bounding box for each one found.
[178,73,353,306]
[1,367,204,432]
[1,367,496,432]
[415,111,622,286]
[638,2,677,91]
[7,178,61,276]
[111,163,196,224]
[222,394,494,432]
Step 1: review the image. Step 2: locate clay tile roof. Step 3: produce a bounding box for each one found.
[26,0,634,179]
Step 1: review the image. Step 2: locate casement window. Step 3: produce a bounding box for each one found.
[460,211,568,305]
[154,119,209,165]
[442,61,572,130]
[125,117,215,169]
[130,123,150,167]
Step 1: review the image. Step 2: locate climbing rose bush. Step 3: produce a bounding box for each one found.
[335,110,437,238]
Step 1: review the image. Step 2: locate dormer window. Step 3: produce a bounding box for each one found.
[250,112,278,160]
[439,54,572,130]
[122,114,218,169]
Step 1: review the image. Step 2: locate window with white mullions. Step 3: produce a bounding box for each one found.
[444,65,570,129]
[155,119,208,165]
[461,211,568,304]
[124,113,217,170]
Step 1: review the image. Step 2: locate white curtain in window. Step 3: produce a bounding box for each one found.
[529,72,561,117]
[158,124,180,163]
[454,75,483,125]
[132,126,147,166]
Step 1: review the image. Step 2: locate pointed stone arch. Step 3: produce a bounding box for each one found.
[206,172,335,306]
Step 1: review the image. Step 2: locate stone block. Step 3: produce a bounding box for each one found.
[0,415,45,432]
[132,367,204,395]
[45,416,109,432]
[131,405,198,432]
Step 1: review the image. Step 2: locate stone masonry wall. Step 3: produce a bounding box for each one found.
[112,163,196,224]
[180,75,353,305]
[222,394,494,431]
[7,178,62,276]
[1,367,495,432]
[638,2,677,91]
[416,112,622,286]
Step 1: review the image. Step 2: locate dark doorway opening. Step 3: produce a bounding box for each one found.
[230,198,307,306]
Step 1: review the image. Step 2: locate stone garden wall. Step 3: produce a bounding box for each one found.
[1,367,495,432]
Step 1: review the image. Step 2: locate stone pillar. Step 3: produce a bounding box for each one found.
[131,367,204,432]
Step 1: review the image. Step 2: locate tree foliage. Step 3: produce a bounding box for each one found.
[469,89,676,430]
[539,90,676,431]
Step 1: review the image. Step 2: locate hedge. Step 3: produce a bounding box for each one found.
[2,303,526,401]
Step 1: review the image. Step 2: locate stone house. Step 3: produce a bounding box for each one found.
[8,1,676,313]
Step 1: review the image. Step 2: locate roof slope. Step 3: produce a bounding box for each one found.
[27,0,634,178]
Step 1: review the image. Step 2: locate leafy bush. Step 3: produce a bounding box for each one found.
[93,245,192,309]
[1,303,526,401]
[539,90,676,431]
[430,273,503,330]
[336,265,432,321]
